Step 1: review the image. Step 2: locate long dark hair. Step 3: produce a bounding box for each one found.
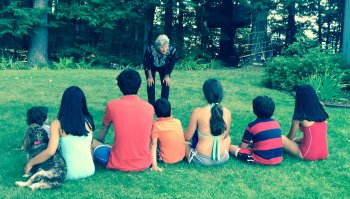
[293,84,329,122]
[58,86,95,136]
[203,79,227,136]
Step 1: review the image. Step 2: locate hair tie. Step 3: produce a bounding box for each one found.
[210,103,219,109]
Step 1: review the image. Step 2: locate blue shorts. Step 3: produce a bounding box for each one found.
[93,145,111,166]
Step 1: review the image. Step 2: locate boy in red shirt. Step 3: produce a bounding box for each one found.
[150,98,185,171]
[93,69,154,171]
[229,96,283,165]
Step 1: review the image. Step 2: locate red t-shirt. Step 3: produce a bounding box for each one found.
[103,95,154,171]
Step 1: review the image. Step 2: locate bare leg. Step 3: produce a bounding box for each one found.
[282,135,303,158]
[229,145,239,156]
[91,139,103,150]
[91,139,112,157]
[91,139,112,149]
[293,137,303,144]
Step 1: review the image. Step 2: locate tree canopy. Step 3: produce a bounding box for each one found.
[0,0,347,67]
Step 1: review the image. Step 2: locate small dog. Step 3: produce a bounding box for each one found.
[16,124,67,190]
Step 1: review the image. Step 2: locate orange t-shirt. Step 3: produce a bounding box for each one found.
[152,117,185,164]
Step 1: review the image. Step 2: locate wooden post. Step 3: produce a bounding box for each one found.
[343,0,350,66]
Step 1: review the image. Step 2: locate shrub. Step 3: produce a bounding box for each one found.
[281,36,318,57]
[76,57,93,69]
[263,45,345,91]
[176,56,209,70]
[209,59,225,69]
[340,67,350,91]
[52,57,75,69]
[0,56,29,70]
[302,72,344,101]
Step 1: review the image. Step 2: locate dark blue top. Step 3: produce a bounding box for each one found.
[143,45,176,76]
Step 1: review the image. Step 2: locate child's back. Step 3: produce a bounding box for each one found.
[151,98,185,171]
[152,117,185,164]
[230,96,283,165]
[243,118,283,164]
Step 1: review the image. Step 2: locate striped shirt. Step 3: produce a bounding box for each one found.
[242,118,283,165]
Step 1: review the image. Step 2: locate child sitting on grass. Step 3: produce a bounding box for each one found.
[229,96,283,165]
[282,84,329,160]
[150,98,186,171]
[184,79,232,166]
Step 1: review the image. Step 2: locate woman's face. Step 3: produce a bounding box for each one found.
[158,44,169,55]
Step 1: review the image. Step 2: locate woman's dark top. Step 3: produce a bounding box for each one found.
[143,45,176,76]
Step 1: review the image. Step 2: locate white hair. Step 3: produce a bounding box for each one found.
[155,34,169,47]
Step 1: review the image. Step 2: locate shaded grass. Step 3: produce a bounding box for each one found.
[0,68,349,198]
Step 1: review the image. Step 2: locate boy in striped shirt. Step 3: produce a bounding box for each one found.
[230,96,283,165]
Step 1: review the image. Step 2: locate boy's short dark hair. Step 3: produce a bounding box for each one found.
[154,98,171,118]
[116,69,141,95]
[27,106,48,126]
[253,96,275,119]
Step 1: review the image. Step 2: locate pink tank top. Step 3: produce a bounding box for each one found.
[300,121,328,160]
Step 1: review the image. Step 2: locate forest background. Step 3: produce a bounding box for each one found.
[1,0,349,68]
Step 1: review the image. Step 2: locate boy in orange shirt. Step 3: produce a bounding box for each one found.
[151,98,186,171]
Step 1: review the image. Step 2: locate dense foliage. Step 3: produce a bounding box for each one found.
[263,38,346,100]
[0,0,347,68]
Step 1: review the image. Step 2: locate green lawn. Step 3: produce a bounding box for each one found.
[0,68,349,198]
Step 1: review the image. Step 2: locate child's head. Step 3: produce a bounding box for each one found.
[117,69,141,95]
[293,84,329,121]
[253,96,275,119]
[27,106,48,126]
[202,79,223,104]
[154,98,171,118]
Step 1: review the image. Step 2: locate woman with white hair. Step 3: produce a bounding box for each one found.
[143,34,176,105]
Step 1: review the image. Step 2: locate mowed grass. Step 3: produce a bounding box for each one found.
[0,68,349,198]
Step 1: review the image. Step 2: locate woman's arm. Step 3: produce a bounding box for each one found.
[223,108,231,138]
[25,119,60,174]
[286,119,300,140]
[184,109,198,141]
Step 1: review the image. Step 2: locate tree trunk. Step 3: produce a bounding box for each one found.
[176,0,185,58]
[317,0,322,44]
[219,0,236,65]
[164,0,173,40]
[339,0,345,51]
[343,0,350,65]
[28,0,49,66]
[285,1,296,45]
[194,0,210,53]
[142,1,158,56]
[325,19,331,49]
